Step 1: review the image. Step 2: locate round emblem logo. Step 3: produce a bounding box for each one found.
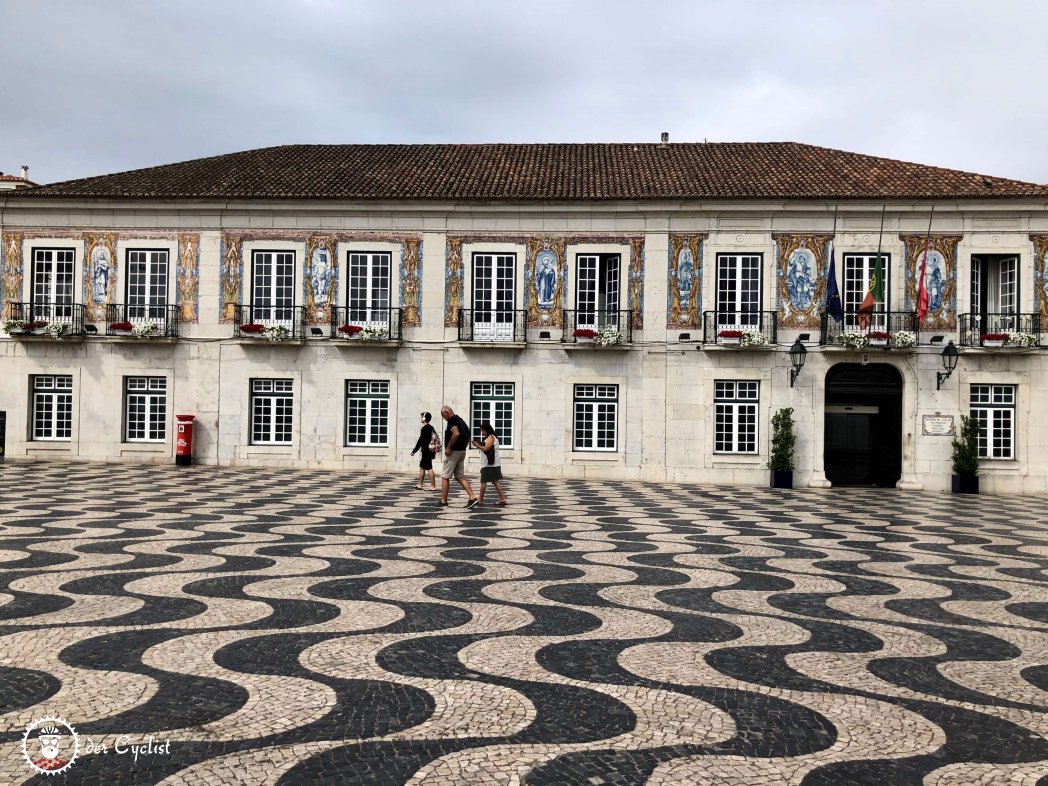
[22,717,79,776]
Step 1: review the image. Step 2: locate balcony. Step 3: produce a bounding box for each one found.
[702,311,777,346]
[233,304,306,342]
[330,306,403,343]
[5,302,86,339]
[105,304,179,339]
[458,309,527,344]
[820,311,920,348]
[958,313,1045,348]
[562,309,633,345]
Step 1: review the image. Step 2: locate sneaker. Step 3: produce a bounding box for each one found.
[466,498,479,509]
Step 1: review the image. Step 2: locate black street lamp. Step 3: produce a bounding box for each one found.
[937,340,960,389]
[788,339,807,387]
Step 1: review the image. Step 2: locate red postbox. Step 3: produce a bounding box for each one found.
[175,415,195,466]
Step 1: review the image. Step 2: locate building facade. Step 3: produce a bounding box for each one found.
[1,143,1047,494]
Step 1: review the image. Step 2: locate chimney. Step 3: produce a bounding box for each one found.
[659,132,669,148]
[20,164,29,179]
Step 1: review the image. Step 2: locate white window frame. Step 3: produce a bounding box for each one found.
[345,380,390,446]
[971,255,1019,331]
[250,378,294,445]
[471,253,516,340]
[251,250,295,324]
[125,249,169,321]
[573,384,618,452]
[31,375,73,441]
[842,253,890,330]
[470,382,515,448]
[970,384,1016,460]
[714,380,759,454]
[715,253,762,328]
[31,248,76,320]
[347,251,392,325]
[124,377,167,442]
[575,254,621,330]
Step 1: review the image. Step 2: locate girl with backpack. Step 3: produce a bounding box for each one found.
[411,412,440,490]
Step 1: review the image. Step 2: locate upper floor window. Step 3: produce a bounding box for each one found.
[126,250,169,319]
[970,384,1016,460]
[32,374,73,441]
[347,252,391,322]
[714,380,759,454]
[471,253,516,340]
[576,254,621,328]
[971,255,1018,321]
[31,249,75,309]
[842,253,890,329]
[251,251,295,322]
[716,253,761,327]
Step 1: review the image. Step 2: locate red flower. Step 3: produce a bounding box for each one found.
[110,321,133,331]
[718,330,744,338]
[240,323,265,334]
[338,324,364,335]
[26,321,49,329]
[868,331,890,340]
[980,333,1007,341]
[573,328,597,338]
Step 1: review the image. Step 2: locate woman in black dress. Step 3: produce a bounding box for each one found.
[410,412,438,490]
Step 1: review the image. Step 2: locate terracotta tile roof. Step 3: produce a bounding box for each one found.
[9,143,1048,201]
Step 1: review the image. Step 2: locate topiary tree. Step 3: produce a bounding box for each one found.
[768,407,796,472]
[951,415,980,476]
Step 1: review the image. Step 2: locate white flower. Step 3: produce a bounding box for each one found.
[837,332,869,350]
[595,325,624,346]
[892,330,917,348]
[358,326,389,340]
[2,318,26,334]
[1006,332,1038,348]
[47,322,70,340]
[132,321,160,338]
[264,324,291,342]
[740,330,766,348]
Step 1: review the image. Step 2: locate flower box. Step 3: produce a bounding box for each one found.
[337,324,364,337]
[240,323,266,336]
[110,321,134,334]
[981,333,1007,348]
[573,328,597,343]
[868,331,890,346]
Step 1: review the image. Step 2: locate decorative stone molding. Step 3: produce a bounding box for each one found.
[901,234,961,331]
[773,233,831,329]
[668,234,706,329]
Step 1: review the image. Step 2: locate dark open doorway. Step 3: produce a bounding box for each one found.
[824,363,902,487]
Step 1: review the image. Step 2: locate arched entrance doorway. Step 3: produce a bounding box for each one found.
[824,363,902,487]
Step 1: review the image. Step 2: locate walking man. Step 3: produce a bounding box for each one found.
[439,405,478,508]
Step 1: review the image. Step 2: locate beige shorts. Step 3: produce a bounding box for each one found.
[441,450,467,479]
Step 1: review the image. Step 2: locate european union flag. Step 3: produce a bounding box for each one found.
[825,244,844,323]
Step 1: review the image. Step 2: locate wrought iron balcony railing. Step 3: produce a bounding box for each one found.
[457,309,527,343]
[703,311,778,345]
[330,306,403,341]
[958,312,1044,347]
[233,304,306,340]
[7,302,86,337]
[820,311,919,346]
[105,303,180,338]
[561,309,634,343]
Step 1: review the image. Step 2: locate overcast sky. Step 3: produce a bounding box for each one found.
[2,0,1045,186]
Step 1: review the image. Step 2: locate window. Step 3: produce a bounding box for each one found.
[714,380,759,453]
[31,375,73,441]
[472,253,516,339]
[970,384,1015,460]
[470,382,514,448]
[347,252,391,323]
[125,377,167,442]
[842,253,890,329]
[971,255,1019,331]
[573,384,618,451]
[31,248,76,319]
[716,254,761,327]
[126,250,169,320]
[575,254,621,329]
[251,251,295,323]
[345,381,390,446]
[250,379,294,444]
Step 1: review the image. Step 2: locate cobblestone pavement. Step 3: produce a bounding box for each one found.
[0,462,1047,785]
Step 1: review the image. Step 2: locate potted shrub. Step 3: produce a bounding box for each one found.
[980,333,1007,348]
[718,329,743,345]
[768,407,796,489]
[573,328,597,343]
[950,414,980,494]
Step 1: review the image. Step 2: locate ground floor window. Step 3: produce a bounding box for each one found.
[125,377,167,442]
[31,375,73,441]
[250,379,293,444]
[970,384,1015,459]
[345,380,390,446]
[714,380,758,453]
[573,384,618,451]
[470,382,514,447]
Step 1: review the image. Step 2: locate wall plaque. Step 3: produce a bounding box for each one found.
[922,415,956,436]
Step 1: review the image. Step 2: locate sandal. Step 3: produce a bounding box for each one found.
[413,484,424,490]
[496,501,508,506]
[439,500,449,506]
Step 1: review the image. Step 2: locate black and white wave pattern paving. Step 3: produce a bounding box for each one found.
[1,462,1047,785]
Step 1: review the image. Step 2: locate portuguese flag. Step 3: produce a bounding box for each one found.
[856,253,884,328]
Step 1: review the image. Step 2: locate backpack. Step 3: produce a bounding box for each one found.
[428,428,442,453]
